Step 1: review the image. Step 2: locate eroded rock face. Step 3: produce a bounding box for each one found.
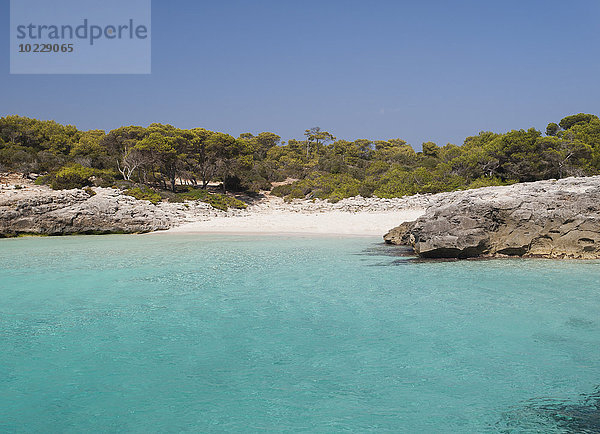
[385,177,600,259]
[0,186,216,236]
[383,221,415,245]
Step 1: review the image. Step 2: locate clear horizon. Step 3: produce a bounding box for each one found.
[1,0,600,149]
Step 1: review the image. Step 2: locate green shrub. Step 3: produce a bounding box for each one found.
[51,165,94,190]
[374,166,467,198]
[358,178,377,197]
[271,173,361,202]
[43,165,117,190]
[271,184,292,197]
[467,176,517,189]
[90,169,118,188]
[124,186,162,204]
[34,174,51,186]
[83,187,96,197]
[176,188,247,211]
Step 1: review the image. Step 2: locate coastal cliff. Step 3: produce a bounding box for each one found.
[384,176,600,259]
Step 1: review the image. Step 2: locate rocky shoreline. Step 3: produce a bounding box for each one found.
[384,176,600,259]
[3,174,600,260]
[0,177,428,237]
[0,185,219,237]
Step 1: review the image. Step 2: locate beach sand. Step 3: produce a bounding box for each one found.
[165,209,425,237]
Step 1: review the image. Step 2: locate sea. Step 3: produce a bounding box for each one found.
[1,234,599,433]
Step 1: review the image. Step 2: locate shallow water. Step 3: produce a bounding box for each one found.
[1,234,599,432]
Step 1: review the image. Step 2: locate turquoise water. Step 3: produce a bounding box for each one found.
[1,234,599,433]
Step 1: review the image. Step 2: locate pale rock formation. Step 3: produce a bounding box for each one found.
[384,177,600,259]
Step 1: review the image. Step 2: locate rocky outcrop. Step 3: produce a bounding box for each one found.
[0,186,217,237]
[385,176,600,259]
[383,221,415,245]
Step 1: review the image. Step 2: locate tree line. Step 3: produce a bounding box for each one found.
[0,113,599,202]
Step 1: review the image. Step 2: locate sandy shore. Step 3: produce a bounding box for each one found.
[165,196,425,236]
[0,176,427,237]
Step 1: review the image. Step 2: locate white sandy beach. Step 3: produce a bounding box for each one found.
[166,202,425,236]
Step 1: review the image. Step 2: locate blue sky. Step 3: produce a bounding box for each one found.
[1,0,600,149]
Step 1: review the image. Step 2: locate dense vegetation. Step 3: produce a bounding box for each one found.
[1,113,600,203]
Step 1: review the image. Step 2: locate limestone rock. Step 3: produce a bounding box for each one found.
[385,176,600,259]
[383,221,415,245]
[0,186,215,237]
